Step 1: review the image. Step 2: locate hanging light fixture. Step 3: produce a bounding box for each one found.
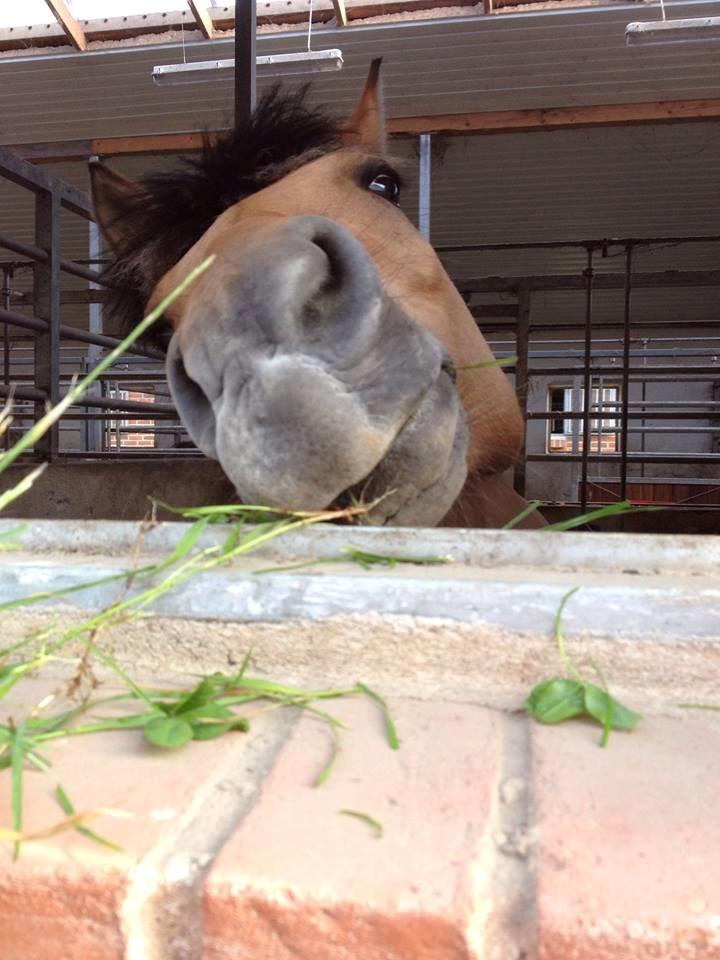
[153,0,343,86]
[153,49,343,85]
[625,0,720,46]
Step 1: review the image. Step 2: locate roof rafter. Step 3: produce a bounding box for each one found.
[187,0,214,40]
[45,0,87,51]
[331,0,349,26]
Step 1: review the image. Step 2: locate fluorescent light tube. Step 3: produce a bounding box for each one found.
[152,49,343,85]
[625,17,720,45]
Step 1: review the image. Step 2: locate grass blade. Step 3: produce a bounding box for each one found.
[356,682,400,750]
[54,784,122,852]
[503,500,541,530]
[0,464,47,512]
[339,809,384,838]
[10,723,26,860]
[543,500,662,532]
[314,722,342,787]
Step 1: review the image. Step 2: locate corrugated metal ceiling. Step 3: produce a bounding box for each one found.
[1,4,719,334]
[1,4,720,144]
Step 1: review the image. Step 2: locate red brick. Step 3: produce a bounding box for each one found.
[0,679,266,960]
[203,697,503,960]
[532,715,720,959]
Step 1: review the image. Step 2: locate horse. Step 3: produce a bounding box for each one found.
[90,60,542,529]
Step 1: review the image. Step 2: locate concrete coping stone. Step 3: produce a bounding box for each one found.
[1,517,719,575]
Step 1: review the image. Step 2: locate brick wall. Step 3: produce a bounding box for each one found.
[107,390,155,449]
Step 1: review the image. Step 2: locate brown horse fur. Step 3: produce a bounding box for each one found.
[91,62,543,529]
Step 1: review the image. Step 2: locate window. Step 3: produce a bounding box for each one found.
[548,385,620,454]
[106,390,156,450]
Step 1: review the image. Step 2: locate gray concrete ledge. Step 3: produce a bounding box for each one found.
[1,520,718,711]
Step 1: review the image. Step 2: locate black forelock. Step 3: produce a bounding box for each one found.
[100,84,344,345]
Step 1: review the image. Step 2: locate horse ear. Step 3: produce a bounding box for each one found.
[89,160,148,252]
[343,58,386,152]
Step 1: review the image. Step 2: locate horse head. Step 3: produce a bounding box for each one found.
[90,61,533,527]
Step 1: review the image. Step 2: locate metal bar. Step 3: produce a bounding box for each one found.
[527,406,720,420]
[513,287,530,497]
[33,190,61,458]
[235,0,256,128]
[528,366,720,377]
[0,149,92,220]
[0,307,47,334]
[457,271,720,294]
[418,134,431,242]
[45,451,204,459]
[620,244,633,501]
[0,234,104,284]
[57,325,164,359]
[86,218,103,452]
[0,383,175,414]
[580,247,594,513]
[529,411,719,421]
[528,453,720,464]
[437,235,720,254]
[477,318,720,331]
[22,411,179,422]
[0,310,163,360]
[1,267,10,450]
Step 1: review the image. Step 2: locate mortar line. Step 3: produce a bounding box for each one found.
[470,711,538,960]
[121,709,300,960]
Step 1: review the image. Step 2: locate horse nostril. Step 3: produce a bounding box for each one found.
[441,358,458,384]
[311,233,344,296]
[166,337,219,459]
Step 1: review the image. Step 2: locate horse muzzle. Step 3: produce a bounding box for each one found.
[166,214,468,526]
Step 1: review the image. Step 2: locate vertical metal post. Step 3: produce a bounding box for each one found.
[513,286,531,497]
[235,0,257,128]
[579,245,594,513]
[620,243,633,501]
[418,134,432,241]
[34,190,61,459]
[2,266,11,450]
[86,217,103,452]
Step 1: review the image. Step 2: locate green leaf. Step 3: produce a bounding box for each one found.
[338,809,384,838]
[583,683,641,732]
[191,717,249,741]
[525,679,586,724]
[180,701,233,723]
[143,715,193,749]
[171,677,217,716]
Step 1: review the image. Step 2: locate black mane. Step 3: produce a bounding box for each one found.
[100,86,344,344]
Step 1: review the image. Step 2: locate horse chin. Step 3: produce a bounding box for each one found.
[342,373,469,527]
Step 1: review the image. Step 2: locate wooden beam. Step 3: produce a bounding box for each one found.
[386,98,720,136]
[45,0,87,51]
[331,0,349,26]
[187,0,214,40]
[10,97,720,165]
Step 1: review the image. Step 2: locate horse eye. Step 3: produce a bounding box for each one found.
[368,173,401,205]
